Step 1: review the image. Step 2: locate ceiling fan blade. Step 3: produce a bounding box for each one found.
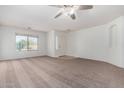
[54,10,63,19]
[49,5,64,8]
[54,12,63,18]
[78,5,93,10]
[70,13,76,20]
[49,5,74,8]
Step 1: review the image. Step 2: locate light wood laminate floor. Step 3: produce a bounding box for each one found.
[0,56,124,88]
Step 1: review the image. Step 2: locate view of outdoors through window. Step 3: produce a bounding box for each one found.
[28,37,38,50]
[16,35,38,51]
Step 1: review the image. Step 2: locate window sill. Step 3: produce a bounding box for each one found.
[16,50,40,52]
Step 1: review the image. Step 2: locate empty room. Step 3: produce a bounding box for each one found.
[0,5,124,88]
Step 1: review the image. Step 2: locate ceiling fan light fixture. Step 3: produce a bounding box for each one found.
[70,9,75,14]
[52,5,93,20]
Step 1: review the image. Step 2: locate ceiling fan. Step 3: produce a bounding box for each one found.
[51,5,93,20]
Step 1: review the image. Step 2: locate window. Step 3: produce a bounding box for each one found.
[16,35,28,51]
[28,37,38,50]
[16,35,38,51]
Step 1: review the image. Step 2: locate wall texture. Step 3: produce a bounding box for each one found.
[47,31,56,57]
[66,16,124,68]
[0,26,47,60]
[0,16,124,68]
[47,30,67,57]
[66,24,109,62]
[121,17,124,67]
[107,16,123,67]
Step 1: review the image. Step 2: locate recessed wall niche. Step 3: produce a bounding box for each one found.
[109,24,118,48]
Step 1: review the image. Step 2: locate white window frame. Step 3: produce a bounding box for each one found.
[16,34,39,51]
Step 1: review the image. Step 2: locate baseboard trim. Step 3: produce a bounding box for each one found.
[0,55,48,62]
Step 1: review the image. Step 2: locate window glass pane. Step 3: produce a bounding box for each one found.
[16,35,27,51]
[28,37,38,50]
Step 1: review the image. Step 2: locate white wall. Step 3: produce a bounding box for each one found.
[0,26,47,60]
[0,31,1,59]
[107,17,123,67]
[47,31,56,57]
[66,24,109,62]
[47,30,67,57]
[66,16,124,68]
[119,16,124,68]
[54,31,67,57]
[1,16,124,68]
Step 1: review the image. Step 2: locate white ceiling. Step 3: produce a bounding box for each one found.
[0,5,124,31]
